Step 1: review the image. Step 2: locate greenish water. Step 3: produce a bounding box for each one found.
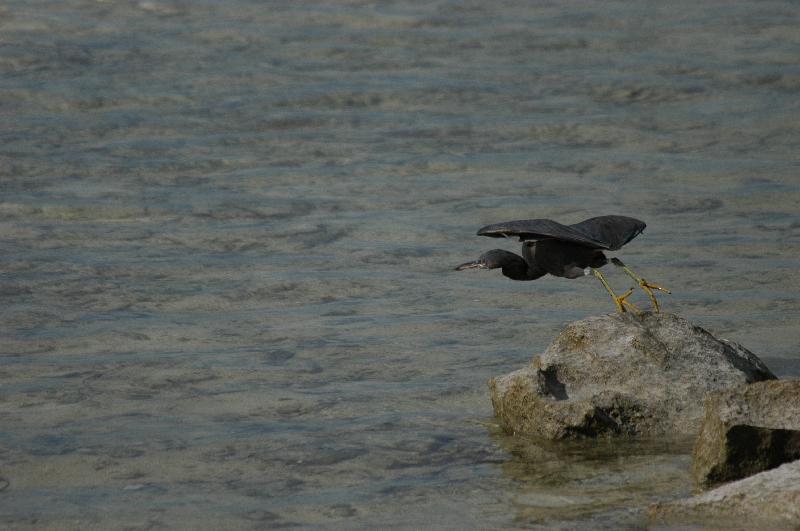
[1,1,799,529]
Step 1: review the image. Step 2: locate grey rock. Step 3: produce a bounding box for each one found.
[692,379,800,488]
[489,312,775,439]
[650,459,800,529]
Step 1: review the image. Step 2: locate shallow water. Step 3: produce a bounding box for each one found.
[1,1,799,529]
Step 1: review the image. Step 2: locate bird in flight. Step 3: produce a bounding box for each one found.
[455,215,670,313]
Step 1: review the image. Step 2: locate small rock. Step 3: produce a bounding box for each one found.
[650,459,800,529]
[490,312,775,439]
[692,379,800,488]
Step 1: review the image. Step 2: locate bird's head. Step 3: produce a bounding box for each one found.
[456,249,504,271]
[454,249,516,271]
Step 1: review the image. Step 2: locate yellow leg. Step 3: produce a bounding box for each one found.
[610,258,670,312]
[592,268,639,314]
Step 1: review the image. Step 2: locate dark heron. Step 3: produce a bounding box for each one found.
[455,215,669,313]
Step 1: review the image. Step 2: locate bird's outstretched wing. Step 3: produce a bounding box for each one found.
[477,215,645,251]
[568,215,645,250]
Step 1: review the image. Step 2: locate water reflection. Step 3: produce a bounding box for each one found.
[492,428,694,527]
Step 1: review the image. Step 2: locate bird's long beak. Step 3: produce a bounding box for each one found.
[454,260,485,271]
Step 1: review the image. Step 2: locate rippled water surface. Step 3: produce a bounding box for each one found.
[2,1,800,529]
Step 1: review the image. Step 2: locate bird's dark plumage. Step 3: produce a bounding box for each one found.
[476,215,645,251]
[456,215,645,281]
[456,214,668,313]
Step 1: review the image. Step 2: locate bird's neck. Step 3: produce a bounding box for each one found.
[522,242,547,280]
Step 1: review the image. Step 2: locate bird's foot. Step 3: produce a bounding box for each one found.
[640,279,670,294]
[610,258,670,313]
[634,279,669,313]
[615,288,640,314]
[593,268,639,314]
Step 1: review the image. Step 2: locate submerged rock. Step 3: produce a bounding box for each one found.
[692,380,800,488]
[490,312,775,439]
[650,459,800,529]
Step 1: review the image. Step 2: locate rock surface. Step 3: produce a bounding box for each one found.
[490,312,776,439]
[650,459,800,529]
[692,380,800,488]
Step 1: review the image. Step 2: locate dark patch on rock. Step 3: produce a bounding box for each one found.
[692,380,800,488]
